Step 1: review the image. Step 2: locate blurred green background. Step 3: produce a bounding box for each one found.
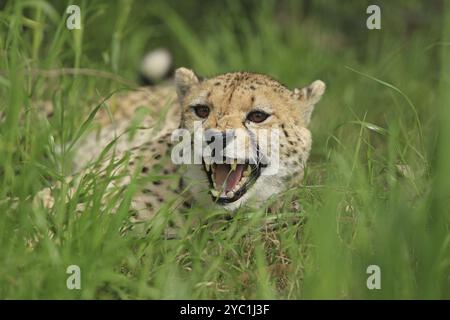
[0,0,449,299]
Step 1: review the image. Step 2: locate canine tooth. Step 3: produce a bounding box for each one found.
[230,160,237,171]
[243,166,252,177]
[226,191,234,198]
[211,189,219,197]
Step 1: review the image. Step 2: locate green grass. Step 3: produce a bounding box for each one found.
[0,0,449,299]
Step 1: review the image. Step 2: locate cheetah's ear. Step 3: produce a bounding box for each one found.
[175,67,202,101]
[293,80,326,126]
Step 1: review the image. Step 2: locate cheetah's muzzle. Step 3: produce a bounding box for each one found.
[203,159,262,204]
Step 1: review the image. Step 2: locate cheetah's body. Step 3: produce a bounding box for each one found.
[73,85,183,220]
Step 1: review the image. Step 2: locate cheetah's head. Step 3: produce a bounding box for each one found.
[174,68,325,211]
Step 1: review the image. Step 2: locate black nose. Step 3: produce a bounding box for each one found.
[204,129,235,159]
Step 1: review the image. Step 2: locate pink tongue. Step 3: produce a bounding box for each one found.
[214,164,245,192]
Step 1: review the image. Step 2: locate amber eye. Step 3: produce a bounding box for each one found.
[247,110,270,123]
[192,105,210,119]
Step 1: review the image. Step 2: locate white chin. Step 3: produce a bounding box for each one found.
[220,195,249,211]
[227,173,284,210]
[219,180,261,211]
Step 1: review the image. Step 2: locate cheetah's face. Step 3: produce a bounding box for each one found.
[175,68,325,211]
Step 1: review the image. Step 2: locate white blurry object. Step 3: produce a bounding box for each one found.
[140,48,173,82]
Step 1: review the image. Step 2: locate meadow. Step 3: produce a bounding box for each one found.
[0,0,449,299]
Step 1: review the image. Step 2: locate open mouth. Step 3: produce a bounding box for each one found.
[203,159,262,204]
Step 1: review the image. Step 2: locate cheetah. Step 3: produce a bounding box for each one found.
[37,67,326,224]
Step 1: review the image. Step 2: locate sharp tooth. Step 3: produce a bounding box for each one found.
[226,191,234,198]
[211,189,219,197]
[230,160,237,171]
[243,166,252,177]
[205,163,211,172]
